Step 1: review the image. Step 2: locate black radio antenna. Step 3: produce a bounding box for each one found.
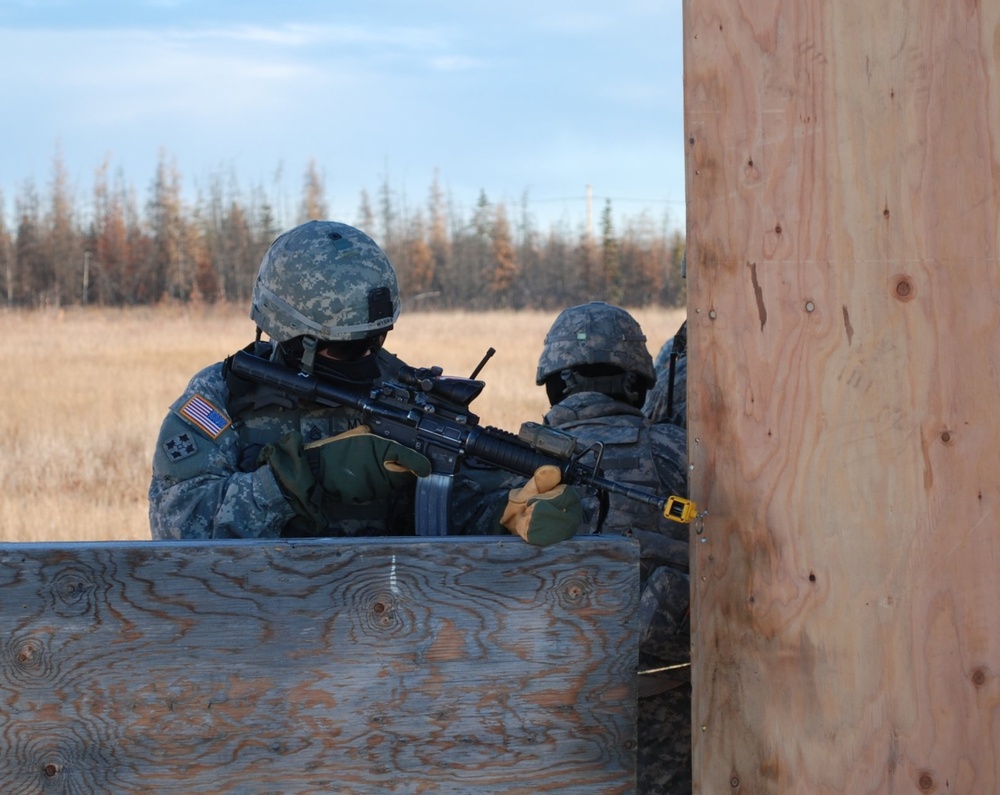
[469,347,496,380]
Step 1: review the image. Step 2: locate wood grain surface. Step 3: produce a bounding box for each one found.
[686,1,1000,792]
[0,536,639,794]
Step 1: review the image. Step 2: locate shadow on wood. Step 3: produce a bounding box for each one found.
[0,535,639,794]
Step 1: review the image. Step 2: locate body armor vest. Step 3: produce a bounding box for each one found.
[549,400,671,537]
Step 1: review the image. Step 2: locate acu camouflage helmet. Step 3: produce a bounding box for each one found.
[537,301,657,387]
[250,220,400,343]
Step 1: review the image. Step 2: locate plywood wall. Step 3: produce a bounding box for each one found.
[685,1,1000,792]
[0,537,638,794]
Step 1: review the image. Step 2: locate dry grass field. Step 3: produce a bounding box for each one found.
[0,303,685,543]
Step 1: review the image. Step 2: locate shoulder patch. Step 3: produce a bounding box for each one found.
[162,432,199,462]
[179,394,231,439]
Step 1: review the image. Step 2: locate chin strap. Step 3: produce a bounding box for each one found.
[559,369,641,405]
[300,336,318,374]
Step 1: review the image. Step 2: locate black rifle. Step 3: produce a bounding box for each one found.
[230,350,696,536]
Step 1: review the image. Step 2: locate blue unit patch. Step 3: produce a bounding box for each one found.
[179,394,231,439]
[162,432,198,461]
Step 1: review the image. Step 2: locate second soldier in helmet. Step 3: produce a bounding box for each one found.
[536,301,692,795]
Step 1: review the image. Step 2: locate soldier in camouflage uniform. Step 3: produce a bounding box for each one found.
[536,302,691,795]
[643,319,687,428]
[149,220,582,543]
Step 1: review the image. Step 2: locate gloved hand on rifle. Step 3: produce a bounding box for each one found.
[499,465,583,546]
[259,427,432,527]
[257,431,326,528]
[307,425,432,503]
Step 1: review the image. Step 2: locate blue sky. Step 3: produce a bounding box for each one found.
[0,0,685,234]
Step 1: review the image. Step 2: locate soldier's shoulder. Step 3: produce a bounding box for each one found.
[155,361,234,476]
[650,419,686,443]
[648,421,688,491]
[175,361,229,406]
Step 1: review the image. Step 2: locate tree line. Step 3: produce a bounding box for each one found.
[0,153,686,311]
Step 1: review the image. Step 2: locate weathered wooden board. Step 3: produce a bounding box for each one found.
[0,536,639,794]
[686,1,1000,792]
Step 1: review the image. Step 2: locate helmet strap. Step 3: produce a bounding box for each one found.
[300,336,318,374]
[555,368,643,406]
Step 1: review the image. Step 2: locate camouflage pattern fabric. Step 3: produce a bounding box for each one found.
[643,352,687,427]
[250,220,400,343]
[150,356,292,540]
[543,392,687,540]
[536,301,657,387]
[149,345,504,540]
[541,391,691,794]
[644,321,687,428]
[638,684,692,795]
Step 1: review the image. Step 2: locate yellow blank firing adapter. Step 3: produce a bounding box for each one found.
[663,495,698,524]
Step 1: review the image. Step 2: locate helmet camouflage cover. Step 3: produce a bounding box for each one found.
[250,220,400,342]
[537,301,656,387]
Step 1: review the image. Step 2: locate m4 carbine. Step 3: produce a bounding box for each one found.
[229,350,697,536]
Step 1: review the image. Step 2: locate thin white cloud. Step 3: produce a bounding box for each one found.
[0,25,387,126]
[166,21,451,50]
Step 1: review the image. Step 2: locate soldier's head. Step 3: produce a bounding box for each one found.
[536,302,656,408]
[250,220,399,376]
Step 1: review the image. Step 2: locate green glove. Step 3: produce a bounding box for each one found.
[306,425,432,504]
[257,431,325,528]
[499,465,583,546]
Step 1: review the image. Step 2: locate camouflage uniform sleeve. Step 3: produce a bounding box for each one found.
[448,461,524,536]
[639,563,690,665]
[651,421,689,512]
[148,363,296,540]
[636,421,692,665]
[644,350,687,428]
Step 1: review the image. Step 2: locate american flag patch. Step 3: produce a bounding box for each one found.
[179,394,231,439]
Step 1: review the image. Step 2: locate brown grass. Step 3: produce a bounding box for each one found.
[0,303,685,542]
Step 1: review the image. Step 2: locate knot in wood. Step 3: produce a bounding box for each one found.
[892,275,915,301]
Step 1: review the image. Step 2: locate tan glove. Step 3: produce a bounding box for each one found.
[500,465,583,546]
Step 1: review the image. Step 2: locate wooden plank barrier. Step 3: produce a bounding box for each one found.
[686,0,1000,791]
[0,535,639,794]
